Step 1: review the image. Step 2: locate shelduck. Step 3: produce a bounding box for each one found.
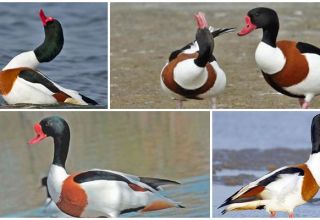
[29,116,184,217]
[160,12,234,108]
[238,7,320,109]
[219,114,320,218]
[0,9,97,105]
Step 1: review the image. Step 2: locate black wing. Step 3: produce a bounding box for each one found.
[297,42,320,55]
[19,69,62,93]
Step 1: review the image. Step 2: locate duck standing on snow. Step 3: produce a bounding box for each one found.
[29,116,184,217]
[0,9,97,105]
[219,114,320,218]
[160,12,234,108]
[238,7,320,109]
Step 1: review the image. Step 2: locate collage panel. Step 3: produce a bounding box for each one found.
[110,2,320,109]
[0,111,209,217]
[0,3,108,108]
[212,111,320,218]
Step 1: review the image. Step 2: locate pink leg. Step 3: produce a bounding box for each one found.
[289,213,294,218]
[270,211,276,218]
[176,100,183,109]
[302,101,310,109]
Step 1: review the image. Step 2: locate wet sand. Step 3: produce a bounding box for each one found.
[111,3,320,109]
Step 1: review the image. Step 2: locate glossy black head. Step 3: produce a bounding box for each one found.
[34,9,64,63]
[39,116,69,138]
[238,7,279,47]
[311,114,320,154]
[29,116,70,168]
[248,8,278,29]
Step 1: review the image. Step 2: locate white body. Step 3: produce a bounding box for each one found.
[3,51,40,71]
[160,41,226,100]
[225,152,320,214]
[47,164,178,217]
[255,42,320,101]
[2,70,87,105]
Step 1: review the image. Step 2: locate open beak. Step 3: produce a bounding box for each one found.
[28,123,47,144]
[39,9,54,26]
[238,15,257,36]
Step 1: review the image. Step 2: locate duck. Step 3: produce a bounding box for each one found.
[160,12,234,108]
[28,116,184,217]
[0,9,97,105]
[238,7,320,109]
[218,114,320,218]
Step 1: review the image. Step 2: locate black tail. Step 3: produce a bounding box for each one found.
[139,177,180,190]
[211,27,236,38]
[221,209,227,215]
[80,94,98,105]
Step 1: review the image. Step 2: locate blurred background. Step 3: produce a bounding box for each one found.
[0,3,108,107]
[0,111,209,217]
[212,111,320,217]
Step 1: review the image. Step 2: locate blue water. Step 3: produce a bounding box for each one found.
[0,3,108,106]
[213,111,319,149]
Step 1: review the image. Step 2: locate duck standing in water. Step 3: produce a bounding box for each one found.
[29,116,184,217]
[0,9,97,105]
[219,114,320,217]
[238,7,320,109]
[161,12,234,108]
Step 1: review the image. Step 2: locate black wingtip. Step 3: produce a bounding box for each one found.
[178,204,186,208]
[80,94,98,105]
[211,27,236,38]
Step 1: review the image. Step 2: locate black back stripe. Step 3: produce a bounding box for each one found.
[311,114,320,154]
[297,42,320,56]
[169,42,193,62]
[258,167,304,186]
[19,69,61,93]
[74,170,132,184]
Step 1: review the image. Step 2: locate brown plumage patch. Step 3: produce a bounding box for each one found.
[0,68,27,95]
[263,40,309,88]
[128,183,147,192]
[293,163,319,201]
[56,174,88,217]
[161,52,216,99]
[238,185,265,199]
[53,92,71,102]
[141,200,174,212]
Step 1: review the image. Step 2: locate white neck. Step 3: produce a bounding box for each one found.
[306,152,320,185]
[174,59,208,90]
[2,51,40,71]
[255,42,286,74]
[47,164,69,203]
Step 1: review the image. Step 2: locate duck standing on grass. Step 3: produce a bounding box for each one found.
[238,7,320,109]
[0,9,97,105]
[29,116,184,217]
[219,114,320,218]
[160,12,234,108]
